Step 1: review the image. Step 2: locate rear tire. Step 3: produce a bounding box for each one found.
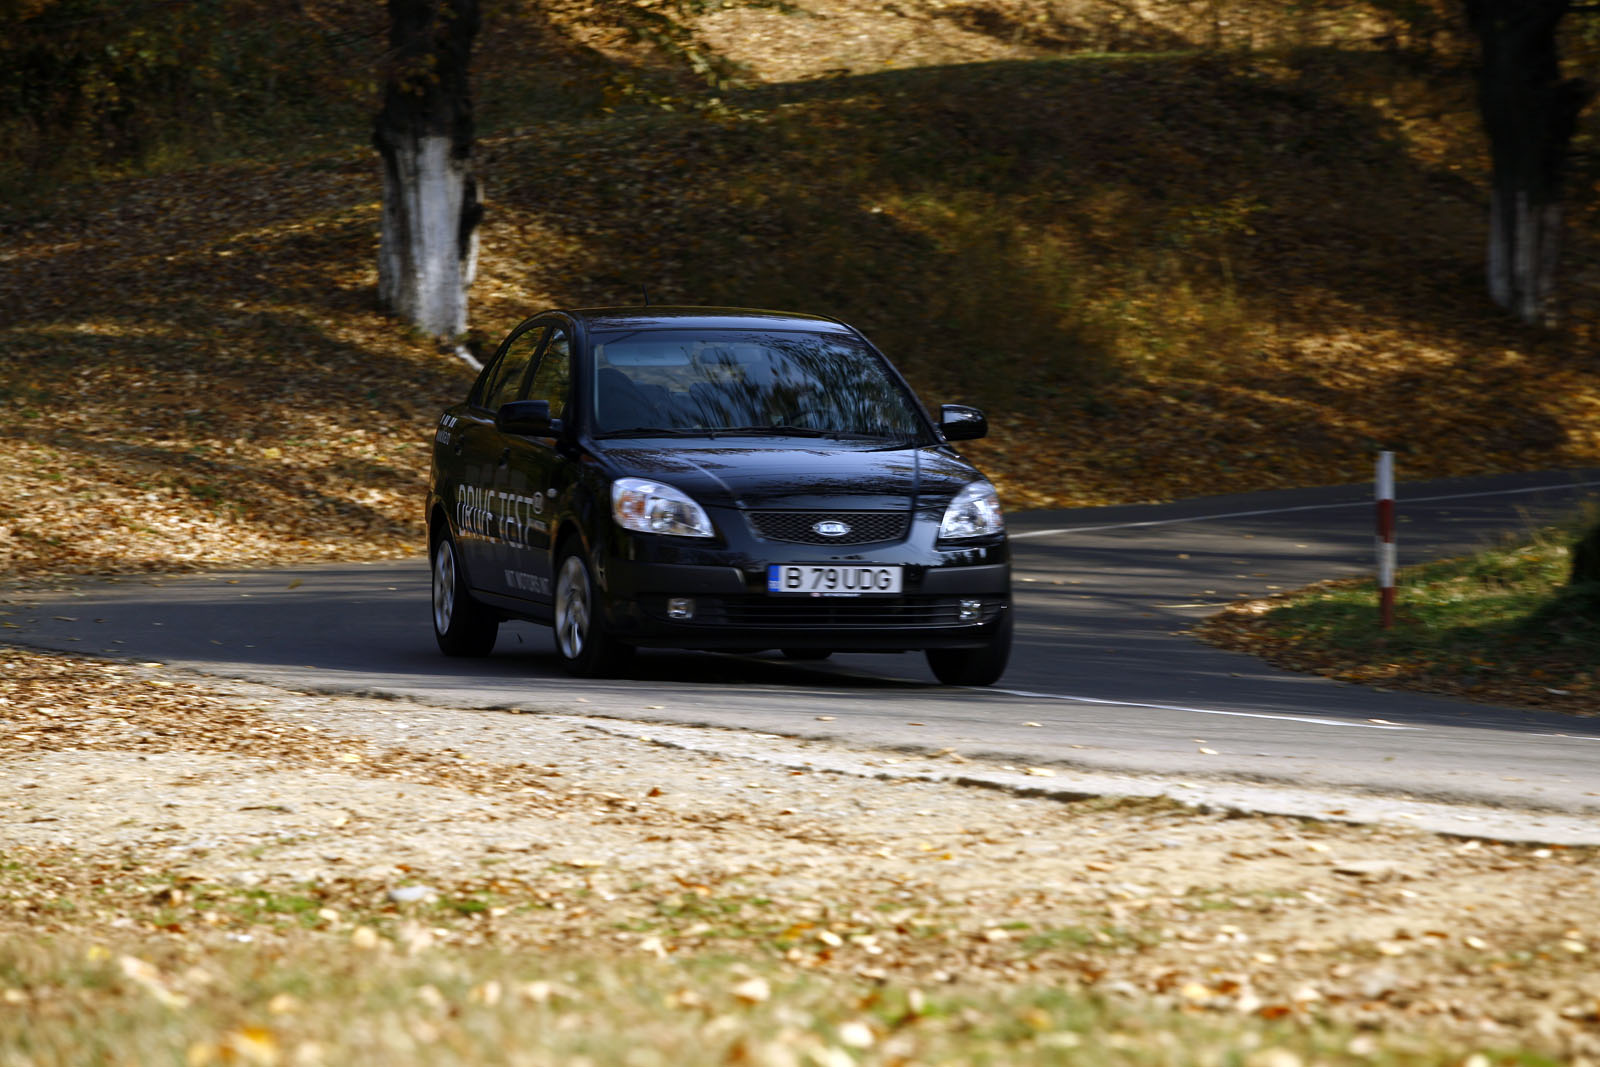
[432,531,498,657]
[925,610,1011,686]
[553,547,634,677]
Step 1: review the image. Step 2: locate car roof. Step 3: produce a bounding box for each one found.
[564,306,857,335]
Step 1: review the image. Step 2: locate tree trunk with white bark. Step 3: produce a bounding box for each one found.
[373,0,482,343]
[1465,0,1590,326]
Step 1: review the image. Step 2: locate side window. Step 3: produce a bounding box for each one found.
[480,325,547,412]
[525,328,572,421]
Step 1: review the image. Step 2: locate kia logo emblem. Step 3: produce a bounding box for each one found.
[813,520,851,538]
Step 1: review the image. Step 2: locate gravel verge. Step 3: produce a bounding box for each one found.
[4,646,1600,1060]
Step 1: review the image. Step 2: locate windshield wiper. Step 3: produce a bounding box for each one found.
[595,426,708,439]
[724,426,925,444]
[599,425,919,443]
[716,424,835,438]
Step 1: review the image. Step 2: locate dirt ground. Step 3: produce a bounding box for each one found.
[3,645,1598,1062]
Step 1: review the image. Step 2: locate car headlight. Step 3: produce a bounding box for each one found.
[938,481,1004,540]
[611,477,714,538]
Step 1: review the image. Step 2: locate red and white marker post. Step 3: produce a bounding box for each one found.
[1376,451,1396,629]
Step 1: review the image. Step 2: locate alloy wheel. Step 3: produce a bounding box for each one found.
[432,540,457,635]
[555,554,591,660]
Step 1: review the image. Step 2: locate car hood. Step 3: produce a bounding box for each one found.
[597,442,981,510]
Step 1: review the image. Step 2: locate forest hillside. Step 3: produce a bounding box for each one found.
[3,0,1599,576]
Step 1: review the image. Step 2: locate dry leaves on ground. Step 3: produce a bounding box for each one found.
[3,644,1600,1061]
[1195,585,1600,717]
[4,2,1600,583]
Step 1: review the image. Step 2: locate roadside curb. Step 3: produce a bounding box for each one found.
[563,714,1600,846]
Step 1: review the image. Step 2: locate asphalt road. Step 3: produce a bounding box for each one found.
[7,468,1600,833]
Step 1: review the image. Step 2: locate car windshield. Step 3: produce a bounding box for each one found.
[588,329,930,442]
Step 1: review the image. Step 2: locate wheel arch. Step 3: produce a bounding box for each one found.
[550,512,594,566]
[427,502,476,593]
[428,502,452,549]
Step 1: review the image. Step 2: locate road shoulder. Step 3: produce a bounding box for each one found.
[4,644,1600,1059]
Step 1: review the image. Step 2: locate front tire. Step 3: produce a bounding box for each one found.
[432,532,498,657]
[925,610,1012,686]
[552,548,634,677]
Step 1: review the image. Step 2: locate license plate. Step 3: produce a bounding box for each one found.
[767,563,902,596]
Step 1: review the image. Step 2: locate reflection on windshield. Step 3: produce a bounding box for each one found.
[589,329,928,441]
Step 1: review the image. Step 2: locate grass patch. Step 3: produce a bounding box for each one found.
[1020,925,1152,952]
[0,930,1524,1066]
[232,889,332,929]
[1199,511,1600,712]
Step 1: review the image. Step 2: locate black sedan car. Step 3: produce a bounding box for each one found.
[426,307,1012,684]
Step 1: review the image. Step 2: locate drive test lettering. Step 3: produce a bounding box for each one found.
[456,485,546,548]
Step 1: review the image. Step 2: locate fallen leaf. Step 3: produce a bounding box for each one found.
[118,955,189,1009]
[837,1020,875,1048]
[731,977,770,1004]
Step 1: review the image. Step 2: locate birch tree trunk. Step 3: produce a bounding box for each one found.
[373,0,482,343]
[1465,0,1589,326]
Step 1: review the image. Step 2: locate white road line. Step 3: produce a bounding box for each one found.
[987,687,1422,730]
[1010,478,1600,539]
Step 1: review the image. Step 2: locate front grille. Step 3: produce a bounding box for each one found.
[644,596,1004,628]
[747,510,909,545]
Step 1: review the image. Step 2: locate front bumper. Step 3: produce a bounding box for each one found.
[595,513,1011,651]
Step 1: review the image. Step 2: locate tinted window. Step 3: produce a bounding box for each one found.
[526,328,572,421]
[481,325,546,412]
[588,329,928,440]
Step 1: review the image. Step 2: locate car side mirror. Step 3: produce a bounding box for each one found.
[495,399,562,437]
[939,404,988,442]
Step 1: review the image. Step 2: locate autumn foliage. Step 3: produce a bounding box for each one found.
[0,0,381,185]
[4,0,1600,581]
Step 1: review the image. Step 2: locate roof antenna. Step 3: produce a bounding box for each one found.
[640,285,651,307]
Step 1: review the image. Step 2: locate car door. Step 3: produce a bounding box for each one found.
[491,323,574,605]
[456,322,547,593]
